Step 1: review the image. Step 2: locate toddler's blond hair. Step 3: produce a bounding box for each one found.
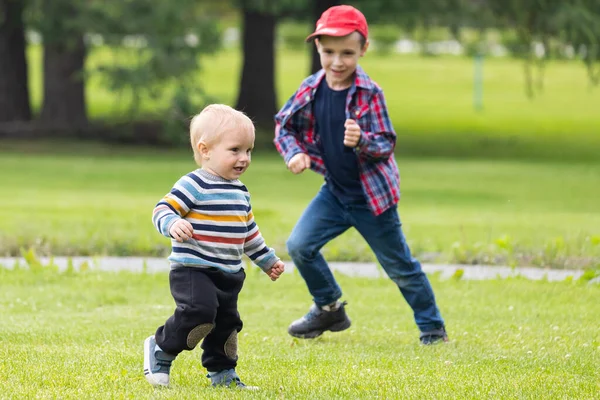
[190,104,255,166]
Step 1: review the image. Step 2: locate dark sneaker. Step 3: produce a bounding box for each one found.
[208,369,258,390]
[420,327,449,345]
[288,301,351,339]
[143,335,176,386]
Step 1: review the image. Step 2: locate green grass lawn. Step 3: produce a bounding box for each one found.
[25,47,600,161]
[0,265,598,398]
[0,141,598,268]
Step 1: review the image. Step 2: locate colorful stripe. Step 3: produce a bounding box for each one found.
[152,169,279,273]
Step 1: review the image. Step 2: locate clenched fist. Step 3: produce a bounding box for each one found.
[343,119,361,148]
[266,260,285,281]
[287,153,311,174]
[169,219,193,242]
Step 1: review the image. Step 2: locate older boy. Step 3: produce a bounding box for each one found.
[144,104,285,389]
[274,5,447,344]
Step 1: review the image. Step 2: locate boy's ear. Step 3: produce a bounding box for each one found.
[197,140,210,160]
[360,40,370,56]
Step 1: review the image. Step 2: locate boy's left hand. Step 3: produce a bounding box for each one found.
[344,119,361,147]
[266,261,285,281]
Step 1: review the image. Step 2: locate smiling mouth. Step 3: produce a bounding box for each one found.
[234,167,245,172]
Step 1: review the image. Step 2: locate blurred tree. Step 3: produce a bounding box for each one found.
[486,0,600,97]
[0,0,31,122]
[310,0,472,70]
[236,1,277,129]
[25,0,221,131]
[351,0,473,55]
[555,1,600,87]
[88,1,221,119]
[25,0,88,126]
[352,0,452,33]
[30,0,88,126]
[235,0,310,131]
[310,0,341,74]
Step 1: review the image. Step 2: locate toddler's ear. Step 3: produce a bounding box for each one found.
[197,141,210,159]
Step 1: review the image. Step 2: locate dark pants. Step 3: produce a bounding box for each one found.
[155,266,245,372]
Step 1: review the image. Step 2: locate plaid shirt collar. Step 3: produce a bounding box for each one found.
[274,64,400,216]
[303,65,374,91]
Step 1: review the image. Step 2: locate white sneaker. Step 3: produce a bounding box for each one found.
[143,335,176,387]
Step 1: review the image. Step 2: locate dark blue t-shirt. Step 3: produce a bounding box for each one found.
[314,78,365,204]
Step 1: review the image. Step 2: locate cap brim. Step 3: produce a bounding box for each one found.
[305,27,357,42]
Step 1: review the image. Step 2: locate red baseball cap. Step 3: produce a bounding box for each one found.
[305,5,368,42]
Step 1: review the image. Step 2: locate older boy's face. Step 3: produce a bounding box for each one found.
[202,129,254,180]
[316,32,368,89]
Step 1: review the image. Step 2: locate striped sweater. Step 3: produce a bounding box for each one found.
[152,169,279,273]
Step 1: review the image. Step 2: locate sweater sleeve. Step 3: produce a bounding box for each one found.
[152,176,194,238]
[243,204,279,272]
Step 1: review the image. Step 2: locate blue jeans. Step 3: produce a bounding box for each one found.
[286,185,445,332]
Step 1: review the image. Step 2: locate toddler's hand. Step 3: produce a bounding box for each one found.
[287,153,311,174]
[266,261,285,281]
[169,219,193,242]
[343,119,361,147]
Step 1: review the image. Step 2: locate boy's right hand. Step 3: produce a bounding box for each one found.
[287,153,311,174]
[169,219,194,242]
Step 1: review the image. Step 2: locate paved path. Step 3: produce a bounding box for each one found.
[1,256,595,283]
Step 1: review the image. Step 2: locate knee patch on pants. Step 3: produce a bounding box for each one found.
[187,323,214,349]
[224,330,238,359]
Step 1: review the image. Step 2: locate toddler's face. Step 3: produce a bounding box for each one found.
[316,32,368,89]
[202,129,254,180]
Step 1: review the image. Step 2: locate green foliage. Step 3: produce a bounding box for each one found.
[19,247,59,273]
[499,30,530,57]
[236,0,311,17]
[579,268,600,282]
[555,1,600,85]
[20,247,43,272]
[89,1,222,117]
[160,85,220,146]
[370,25,400,55]
[26,0,88,45]
[278,23,310,51]
[25,0,223,119]
[484,0,600,93]
[451,268,464,280]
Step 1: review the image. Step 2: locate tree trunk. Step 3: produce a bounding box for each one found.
[39,35,88,126]
[0,0,31,122]
[235,8,276,131]
[310,0,341,74]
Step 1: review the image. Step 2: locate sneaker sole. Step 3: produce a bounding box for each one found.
[143,336,168,387]
[288,319,351,339]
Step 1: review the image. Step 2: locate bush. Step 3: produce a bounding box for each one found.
[370,25,400,55]
[279,23,310,51]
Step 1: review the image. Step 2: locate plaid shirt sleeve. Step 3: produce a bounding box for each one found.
[274,91,307,164]
[356,88,396,161]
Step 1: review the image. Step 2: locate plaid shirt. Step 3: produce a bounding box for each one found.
[274,66,400,216]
